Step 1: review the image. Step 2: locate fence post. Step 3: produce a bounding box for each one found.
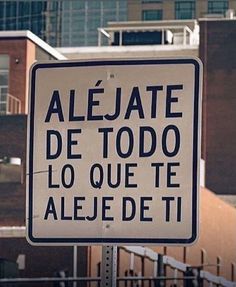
[141,257,145,287]
[155,254,165,287]
[216,256,221,277]
[231,262,236,282]
[201,249,206,270]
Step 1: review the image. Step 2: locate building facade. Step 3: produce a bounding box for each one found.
[0,32,89,282]
[1,0,236,47]
[0,0,128,47]
[128,0,236,21]
[0,30,65,115]
[0,25,236,283]
[199,19,236,197]
[58,15,236,202]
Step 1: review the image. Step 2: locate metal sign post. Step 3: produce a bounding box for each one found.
[101,246,117,287]
[73,246,77,287]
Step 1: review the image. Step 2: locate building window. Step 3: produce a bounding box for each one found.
[208,1,228,14]
[175,1,196,19]
[0,55,9,115]
[142,9,163,20]
[142,0,162,3]
[61,0,127,47]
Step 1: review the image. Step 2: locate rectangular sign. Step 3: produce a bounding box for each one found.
[27,58,202,245]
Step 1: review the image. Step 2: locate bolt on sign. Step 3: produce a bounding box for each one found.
[27,58,202,245]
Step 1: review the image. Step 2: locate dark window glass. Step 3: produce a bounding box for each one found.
[175,1,196,19]
[142,9,163,20]
[142,0,162,3]
[208,1,228,14]
[19,2,30,15]
[0,55,9,115]
[0,2,4,19]
[6,2,17,17]
[5,2,17,29]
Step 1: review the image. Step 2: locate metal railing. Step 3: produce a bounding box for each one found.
[0,245,235,286]
[121,246,236,287]
[98,25,197,47]
[0,276,200,286]
[0,274,235,287]
[0,226,235,286]
[0,93,21,115]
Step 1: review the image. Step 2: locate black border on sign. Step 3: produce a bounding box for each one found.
[28,59,201,245]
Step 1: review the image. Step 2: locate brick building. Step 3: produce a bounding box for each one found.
[0,32,88,281]
[0,26,236,284]
[0,30,66,115]
[128,0,236,21]
[199,19,236,200]
[60,18,236,204]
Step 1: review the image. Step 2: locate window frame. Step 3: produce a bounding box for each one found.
[208,0,229,14]
[142,9,163,21]
[175,1,196,20]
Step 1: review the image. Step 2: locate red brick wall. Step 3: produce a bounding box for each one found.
[199,20,236,195]
[0,38,35,114]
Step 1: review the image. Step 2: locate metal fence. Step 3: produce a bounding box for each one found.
[0,93,21,115]
[0,245,235,287]
[120,246,236,287]
[0,275,235,287]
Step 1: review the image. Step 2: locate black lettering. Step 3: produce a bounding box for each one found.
[162,196,175,222]
[69,90,85,121]
[102,197,114,221]
[108,163,121,188]
[125,87,144,119]
[146,85,163,118]
[67,129,82,159]
[86,197,98,221]
[48,164,59,188]
[61,164,75,188]
[166,85,183,118]
[45,90,64,122]
[74,197,85,220]
[151,162,164,187]
[125,163,137,188]
[162,125,180,157]
[177,197,182,222]
[140,197,152,222]
[44,196,58,220]
[139,126,156,157]
[104,88,121,120]
[46,130,62,160]
[116,127,134,158]
[90,163,103,188]
[167,162,180,188]
[122,197,136,221]
[87,88,104,121]
[98,128,113,158]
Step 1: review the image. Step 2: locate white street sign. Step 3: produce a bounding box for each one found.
[27,58,202,245]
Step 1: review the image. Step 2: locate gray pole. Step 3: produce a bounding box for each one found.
[101,246,117,287]
[73,246,77,287]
